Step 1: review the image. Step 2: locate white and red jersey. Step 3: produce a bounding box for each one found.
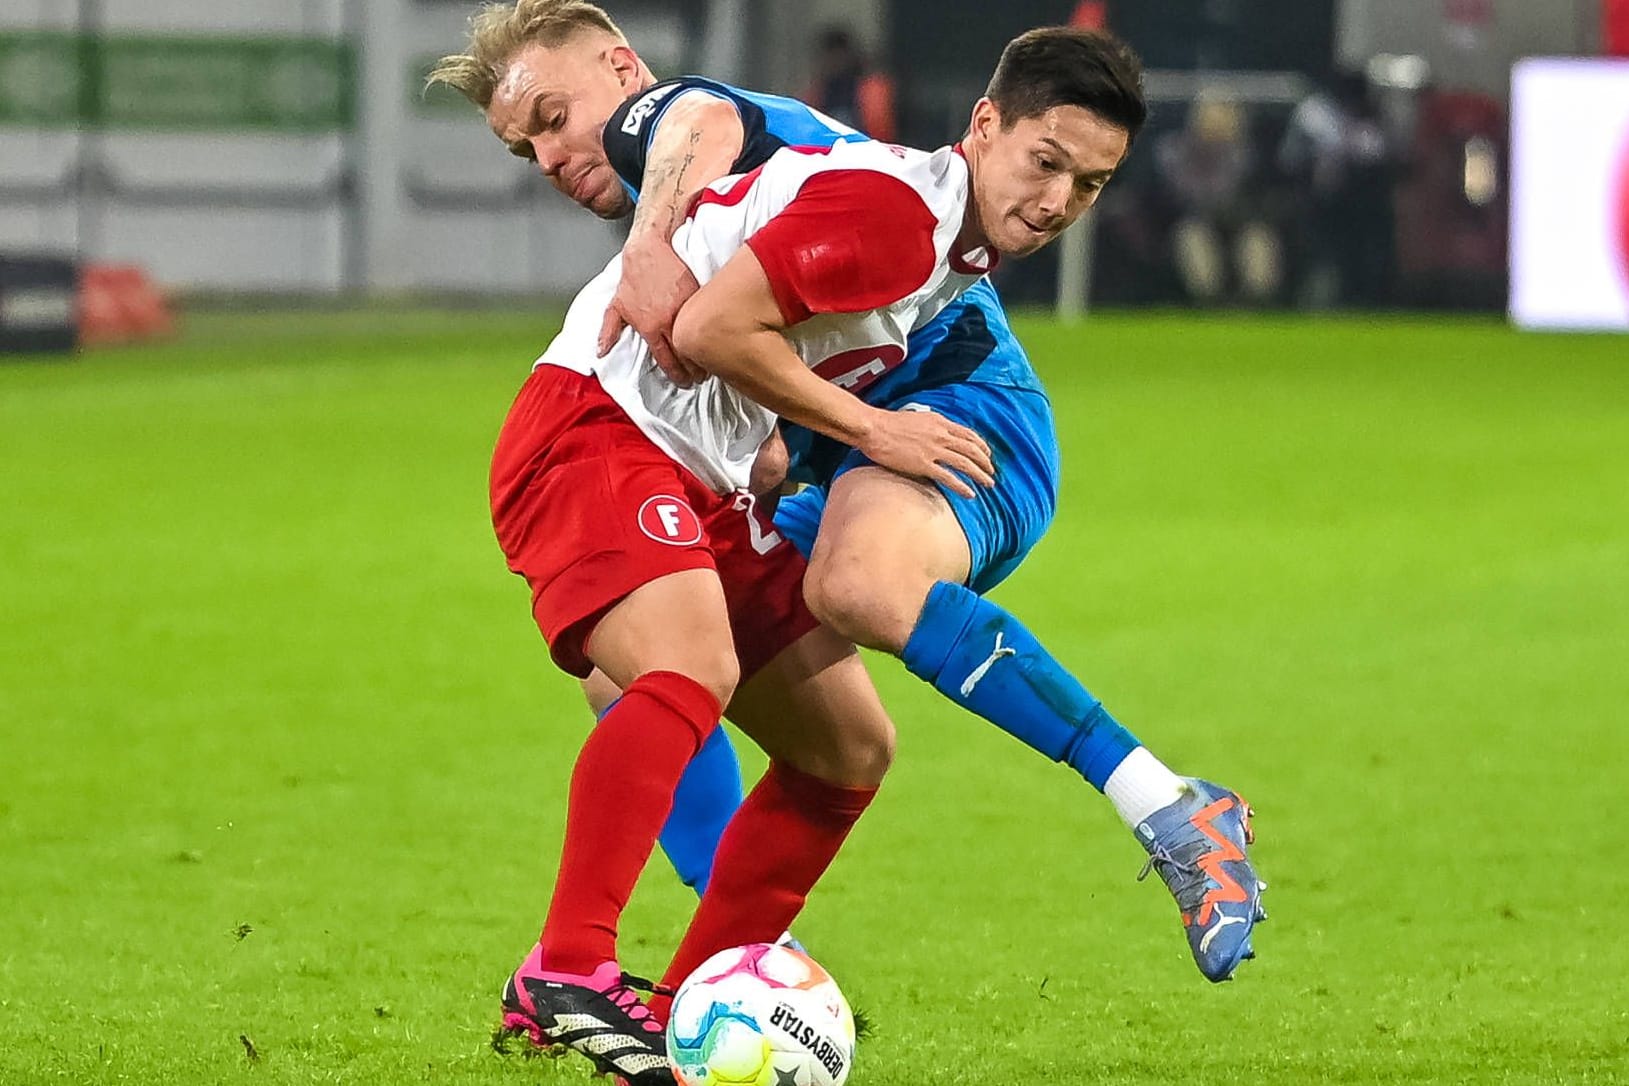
[534,139,996,494]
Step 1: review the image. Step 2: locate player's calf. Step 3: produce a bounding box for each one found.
[729,626,895,787]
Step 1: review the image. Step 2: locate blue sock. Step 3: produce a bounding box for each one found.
[901,581,1140,790]
[657,721,744,895]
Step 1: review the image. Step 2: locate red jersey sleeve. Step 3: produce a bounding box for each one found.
[745,169,939,325]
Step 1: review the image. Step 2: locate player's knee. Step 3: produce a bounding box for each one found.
[629,648,739,711]
[856,715,897,783]
[801,711,895,788]
[804,555,918,654]
[685,651,740,712]
[842,709,896,786]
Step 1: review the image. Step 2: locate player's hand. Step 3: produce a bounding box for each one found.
[597,237,708,387]
[857,407,995,498]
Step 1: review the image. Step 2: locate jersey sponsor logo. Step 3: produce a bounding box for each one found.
[620,83,681,136]
[811,344,906,395]
[637,494,703,546]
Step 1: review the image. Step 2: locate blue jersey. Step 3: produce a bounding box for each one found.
[604,76,867,199]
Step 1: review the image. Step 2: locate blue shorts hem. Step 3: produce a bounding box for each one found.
[771,382,1060,594]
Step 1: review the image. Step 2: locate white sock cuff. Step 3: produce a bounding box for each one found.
[1104,747,1188,829]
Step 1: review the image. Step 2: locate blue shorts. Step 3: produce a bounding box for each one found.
[772,380,1060,595]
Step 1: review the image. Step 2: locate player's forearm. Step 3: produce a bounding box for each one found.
[677,321,878,449]
[628,96,745,246]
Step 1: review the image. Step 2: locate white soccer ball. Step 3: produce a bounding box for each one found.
[666,943,855,1086]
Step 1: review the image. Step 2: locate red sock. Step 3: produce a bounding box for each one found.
[538,670,720,975]
[652,762,877,1018]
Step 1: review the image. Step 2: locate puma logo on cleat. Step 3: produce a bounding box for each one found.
[959,633,1017,696]
[1198,911,1248,954]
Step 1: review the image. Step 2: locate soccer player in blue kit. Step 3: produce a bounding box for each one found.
[432,0,1266,982]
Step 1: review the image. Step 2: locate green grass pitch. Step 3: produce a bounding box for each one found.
[2,309,1626,1085]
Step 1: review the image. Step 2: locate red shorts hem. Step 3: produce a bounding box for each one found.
[538,551,718,679]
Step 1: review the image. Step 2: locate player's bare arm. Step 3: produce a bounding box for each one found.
[598,93,747,382]
[629,94,744,248]
[670,249,996,498]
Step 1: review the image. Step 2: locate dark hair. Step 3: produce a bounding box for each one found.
[984,27,1146,144]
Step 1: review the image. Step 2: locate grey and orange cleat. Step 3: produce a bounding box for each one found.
[1135,778,1267,982]
[500,943,675,1085]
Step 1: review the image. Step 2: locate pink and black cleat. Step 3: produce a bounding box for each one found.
[500,943,675,1085]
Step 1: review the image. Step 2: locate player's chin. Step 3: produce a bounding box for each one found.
[589,189,634,220]
[1000,218,1056,256]
[577,175,631,220]
[1001,231,1051,257]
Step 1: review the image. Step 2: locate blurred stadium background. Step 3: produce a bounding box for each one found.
[4,2,1628,1084]
[2,0,1626,328]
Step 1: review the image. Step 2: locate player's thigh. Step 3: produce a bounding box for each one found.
[855,382,1060,597]
[494,371,745,704]
[803,466,972,653]
[955,385,1059,594]
[725,623,894,788]
[586,568,740,708]
[706,490,823,685]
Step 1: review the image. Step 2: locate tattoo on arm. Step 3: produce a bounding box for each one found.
[630,129,700,242]
[658,131,701,233]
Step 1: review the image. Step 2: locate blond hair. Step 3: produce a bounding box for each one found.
[427,0,626,109]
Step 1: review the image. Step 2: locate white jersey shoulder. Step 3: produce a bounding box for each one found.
[536,142,992,494]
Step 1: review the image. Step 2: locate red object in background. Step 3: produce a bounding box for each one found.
[854,74,897,143]
[1070,1,1109,30]
[78,264,175,346]
[805,72,897,143]
[1393,91,1507,285]
[1443,0,1493,27]
[1607,0,1629,56]
[1616,136,1629,288]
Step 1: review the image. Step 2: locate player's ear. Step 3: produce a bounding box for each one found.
[608,44,641,88]
[968,97,999,144]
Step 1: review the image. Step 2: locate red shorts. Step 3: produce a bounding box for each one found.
[490,365,818,681]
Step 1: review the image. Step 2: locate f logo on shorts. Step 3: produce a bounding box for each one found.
[637,495,703,546]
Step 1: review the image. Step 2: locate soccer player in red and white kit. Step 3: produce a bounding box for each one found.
[483,148,1006,1085]
[452,30,1136,1086]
